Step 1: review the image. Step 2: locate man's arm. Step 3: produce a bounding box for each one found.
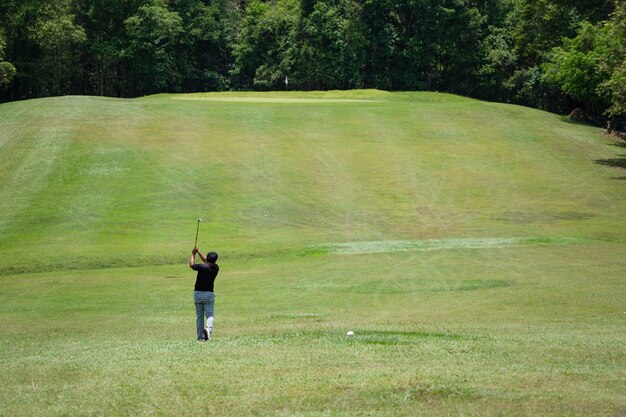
[198,250,207,263]
[189,247,198,269]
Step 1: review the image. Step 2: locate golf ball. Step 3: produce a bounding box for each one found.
[346,331,354,337]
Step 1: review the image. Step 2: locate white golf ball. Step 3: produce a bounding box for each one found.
[346,331,354,337]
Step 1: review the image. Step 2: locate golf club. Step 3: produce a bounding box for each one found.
[194,218,203,247]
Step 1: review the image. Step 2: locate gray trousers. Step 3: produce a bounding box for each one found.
[194,291,215,340]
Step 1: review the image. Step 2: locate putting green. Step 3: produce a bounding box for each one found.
[171,96,382,103]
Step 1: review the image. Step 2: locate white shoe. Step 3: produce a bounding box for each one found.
[203,328,211,341]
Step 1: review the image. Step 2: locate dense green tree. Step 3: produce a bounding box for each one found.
[504,0,616,112]
[0,0,87,98]
[0,31,16,88]
[477,25,517,100]
[28,2,87,96]
[123,0,184,95]
[0,1,25,98]
[543,0,626,126]
[543,23,608,118]
[79,0,148,96]
[509,0,611,66]
[169,0,236,91]
[230,0,298,90]
[300,0,315,16]
[293,0,365,90]
[388,0,489,94]
[359,0,398,89]
[602,62,626,126]
[597,1,626,125]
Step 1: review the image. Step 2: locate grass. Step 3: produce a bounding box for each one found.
[0,90,625,416]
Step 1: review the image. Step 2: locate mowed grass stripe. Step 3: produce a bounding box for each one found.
[308,236,610,255]
[0,125,73,237]
[0,235,613,276]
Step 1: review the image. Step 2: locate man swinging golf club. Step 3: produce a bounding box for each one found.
[189,219,219,341]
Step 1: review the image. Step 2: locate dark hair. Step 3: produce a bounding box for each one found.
[206,251,218,263]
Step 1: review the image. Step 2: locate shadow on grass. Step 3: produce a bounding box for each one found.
[595,155,626,170]
[558,115,596,127]
[597,140,626,179]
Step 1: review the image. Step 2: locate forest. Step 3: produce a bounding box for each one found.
[0,0,624,128]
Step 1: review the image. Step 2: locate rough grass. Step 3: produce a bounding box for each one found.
[0,90,625,416]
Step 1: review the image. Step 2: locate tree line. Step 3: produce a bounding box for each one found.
[0,0,624,128]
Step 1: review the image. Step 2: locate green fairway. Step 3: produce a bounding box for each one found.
[0,90,624,416]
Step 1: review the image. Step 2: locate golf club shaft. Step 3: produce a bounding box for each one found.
[194,220,200,247]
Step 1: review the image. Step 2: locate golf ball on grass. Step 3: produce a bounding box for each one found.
[346,331,354,337]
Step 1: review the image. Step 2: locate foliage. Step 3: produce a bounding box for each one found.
[81,0,147,97]
[543,1,626,126]
[123,0,184,95]
[597,1,626,122]
[230,0,299,90]
[542,23,608,117]
[29,3,87,96]
[477,26,517,100]
[0,31,16,88]
[359,0,398,89]
[293,0,365,90]
[509,0,582,66]
[0,0,623,127]
[169,0,236,92]
[602,62,626,122]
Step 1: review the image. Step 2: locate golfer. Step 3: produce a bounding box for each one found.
[189,247,219,341]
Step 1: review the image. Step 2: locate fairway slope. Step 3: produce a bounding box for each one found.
[0,90,624,272]
[0,91,624,417]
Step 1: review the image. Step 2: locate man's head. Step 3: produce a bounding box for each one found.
[206,251,218,264]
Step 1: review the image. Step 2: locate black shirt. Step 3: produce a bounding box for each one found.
[192,263,219,292]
